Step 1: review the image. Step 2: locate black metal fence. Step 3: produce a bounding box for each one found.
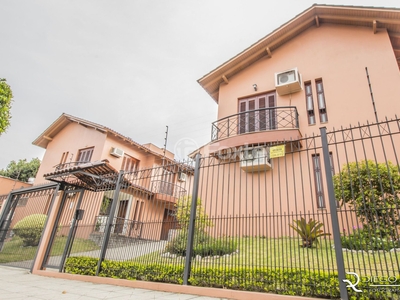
[1,117,400,299]
[0,183,59,269]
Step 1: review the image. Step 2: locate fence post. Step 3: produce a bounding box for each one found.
[0,193,20,251]
[320,127,348,300]
[96,170,124,276]
[183,153,201,285]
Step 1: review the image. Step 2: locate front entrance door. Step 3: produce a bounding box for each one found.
[160,208,176,240]
[114,200,128,234]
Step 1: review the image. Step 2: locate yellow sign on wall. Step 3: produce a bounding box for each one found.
[269,145,285,158]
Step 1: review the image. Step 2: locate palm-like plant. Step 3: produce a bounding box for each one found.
[290,217,331,248]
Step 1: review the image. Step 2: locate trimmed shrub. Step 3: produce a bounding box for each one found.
[65,256,398,299]
[341,226,400,251]
[165,230,237,257]
[333,160,400,241]
[13,214,47,246]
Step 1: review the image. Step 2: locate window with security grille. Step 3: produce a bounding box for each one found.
[316,79,328,123]
[305,82,316,125]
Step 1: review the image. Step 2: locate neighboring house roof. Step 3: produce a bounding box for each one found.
[198,4,400,103]
[32,113,176,164]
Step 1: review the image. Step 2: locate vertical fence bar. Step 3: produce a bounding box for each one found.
[0,194,20,251]
[96,171,124,276]
[320,127,348,300]
[183,153,201,285]
[59,189,85,272]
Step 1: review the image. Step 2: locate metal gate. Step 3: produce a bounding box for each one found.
[0,183,59,270]
[41,187,86,270]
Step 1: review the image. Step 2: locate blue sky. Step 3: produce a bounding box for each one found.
[1,0,399,169]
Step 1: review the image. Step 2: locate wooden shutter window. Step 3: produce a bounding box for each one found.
[259,97,266,131]
[248,99,256,132]
[268,94,276,129]
[239,101,247,134]
[238,92,276,134]
[122,155,139,172]
[77,147,94,163]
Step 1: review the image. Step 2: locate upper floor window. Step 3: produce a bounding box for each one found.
[316,80,328,123]
[238,92,276,134]
[77,147,94,163]
[60,151,69,165]
[121,155,139,172]
[305,82,316,125]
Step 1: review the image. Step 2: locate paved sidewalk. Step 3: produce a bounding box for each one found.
[0,266,229,300]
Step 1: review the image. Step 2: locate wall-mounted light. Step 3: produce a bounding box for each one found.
[253,84,257,91]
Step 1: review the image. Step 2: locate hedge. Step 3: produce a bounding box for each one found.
[65,256,399,299]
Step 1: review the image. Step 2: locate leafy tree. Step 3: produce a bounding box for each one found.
[333,160,400,240]
[165,196,216,256]
[174,195,212,232]
[0,158,41,182]
[0,78,13,135]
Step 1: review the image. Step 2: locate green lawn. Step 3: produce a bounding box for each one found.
[0,236,99,264]
[133,237,400,277]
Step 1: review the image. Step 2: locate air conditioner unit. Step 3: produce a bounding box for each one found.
[240,146,272,172]
[215,148,237,161]
[110,147,124,158]
[178,172,187,182]
[275,67,302,96]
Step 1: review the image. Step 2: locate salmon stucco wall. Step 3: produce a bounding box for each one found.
[217,25,400,135]
[35,122,107,184]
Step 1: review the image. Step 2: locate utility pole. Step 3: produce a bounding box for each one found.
[162,126,169,167]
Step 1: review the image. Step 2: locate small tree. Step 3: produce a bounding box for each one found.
[13,214,47,246]
[0,158,40,182]
[333,160,400,240]
[174,195,212,233]
[0,78,13,135]
[165,196,213,256]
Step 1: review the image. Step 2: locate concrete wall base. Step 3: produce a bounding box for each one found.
[32,269,326,300]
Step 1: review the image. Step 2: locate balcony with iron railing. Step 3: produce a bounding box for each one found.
[210,106,301,151]
[150,180,187,203]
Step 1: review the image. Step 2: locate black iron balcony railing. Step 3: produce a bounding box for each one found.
[151,180,187,198]
[211,106,299,141]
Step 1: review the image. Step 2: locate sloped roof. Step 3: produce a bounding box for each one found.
[198,4,400,103]
[32,113,175,163]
